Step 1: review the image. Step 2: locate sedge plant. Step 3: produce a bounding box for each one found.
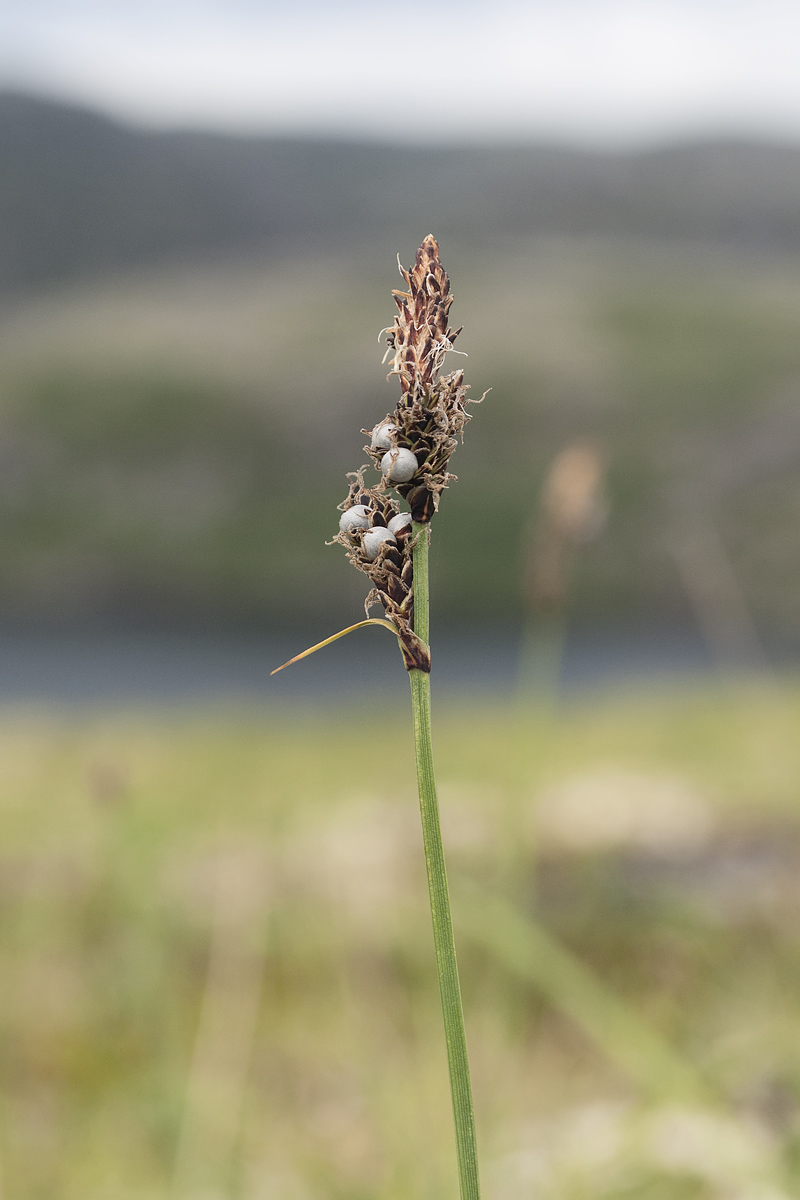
[274,236,482,1199]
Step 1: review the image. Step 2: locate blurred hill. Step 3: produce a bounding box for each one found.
[3,92,800,641]
[4,91,800,297]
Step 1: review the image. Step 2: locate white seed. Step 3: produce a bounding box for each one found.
[371,421,400,450]
[338,504,371,534]
[381,447,418,483]
[387,512,413,535]
[362,526,397,561]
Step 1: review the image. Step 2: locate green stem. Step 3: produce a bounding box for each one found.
[409,520,480,1200]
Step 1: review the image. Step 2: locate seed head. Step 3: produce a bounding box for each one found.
[331,237,484,673]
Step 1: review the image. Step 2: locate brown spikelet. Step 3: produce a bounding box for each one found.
[525,443,607,612]
[371,236,482,523]
[388,235,459,395]
[333,237,485,671]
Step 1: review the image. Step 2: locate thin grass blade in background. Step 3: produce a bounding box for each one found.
[172,845,269,1198]
[457,885,712,1106]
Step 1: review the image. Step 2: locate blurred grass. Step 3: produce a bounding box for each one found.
[3,682,800,1197]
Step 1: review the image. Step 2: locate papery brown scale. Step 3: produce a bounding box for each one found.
[387,576,406,604]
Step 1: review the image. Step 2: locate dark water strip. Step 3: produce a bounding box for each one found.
[0,626,765,707]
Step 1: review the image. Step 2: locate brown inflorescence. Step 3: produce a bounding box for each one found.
[333,236,481,672]
[375,234,476,523]
[333,466,427,670]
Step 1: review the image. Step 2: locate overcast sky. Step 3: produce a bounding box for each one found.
[2,0,800,144]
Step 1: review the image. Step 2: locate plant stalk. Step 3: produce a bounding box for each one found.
[409,520,480,1200]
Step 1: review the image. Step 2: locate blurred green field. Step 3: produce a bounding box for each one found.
[3,682,800,1199]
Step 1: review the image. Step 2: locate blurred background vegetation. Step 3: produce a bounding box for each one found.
[5,81,800,1200]
[5,94,800,645]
